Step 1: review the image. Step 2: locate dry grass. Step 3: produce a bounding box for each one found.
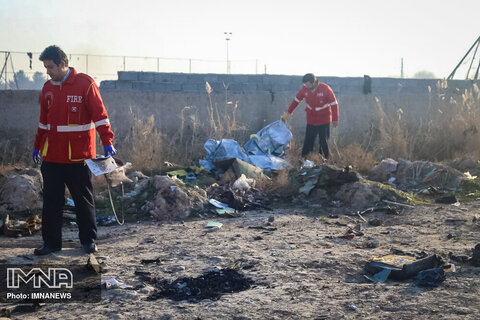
[417,82,480,160]
[372,81,480,162]
[0,130,35,170]
[330,144,376,173]
[121,113,164,174]
[1,82,479,172]
[117,82,249,172]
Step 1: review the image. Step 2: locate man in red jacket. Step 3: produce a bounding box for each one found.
[32,45,117,255]
[282,73,338,159]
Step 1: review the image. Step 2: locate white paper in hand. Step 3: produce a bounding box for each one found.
[85,156,119,176]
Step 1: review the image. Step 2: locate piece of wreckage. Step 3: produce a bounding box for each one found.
[364,254,446,285]
[1,214,42,237]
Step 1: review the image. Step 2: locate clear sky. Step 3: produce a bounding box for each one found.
[1,0,479,79]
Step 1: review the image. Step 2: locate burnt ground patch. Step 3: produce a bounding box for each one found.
[143,268,254,302]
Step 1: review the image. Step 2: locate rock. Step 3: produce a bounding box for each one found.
[368,158,398,182]
[368,218,383,226]
[472,244,480,267]
[139,285,155,295]
[0,168,42,212]
[335,181,380,208]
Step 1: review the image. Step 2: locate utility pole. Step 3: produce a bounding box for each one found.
[224,32,232,74]
[401,57,404,78]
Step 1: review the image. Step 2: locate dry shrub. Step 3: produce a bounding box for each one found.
[285,138,303,166]
[331,144,376,173]
[371,97,409,159]
[205,81,247,141]
[412,82,480,160]
[122,113,164,172]
[0,130,35,167]
[283,133,375,173]
[176,105,203,161]
[348,81,480,163]
[0,140,18,167]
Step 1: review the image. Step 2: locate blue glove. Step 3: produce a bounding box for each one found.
[32,149,41,164]
[104,145,117,157]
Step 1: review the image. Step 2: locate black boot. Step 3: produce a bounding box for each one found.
[34,245,61,256]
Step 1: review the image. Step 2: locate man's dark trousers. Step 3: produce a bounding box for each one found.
[301,123,330,158]
[41,161,97,249]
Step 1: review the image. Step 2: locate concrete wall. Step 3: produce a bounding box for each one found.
[1,73,479,149]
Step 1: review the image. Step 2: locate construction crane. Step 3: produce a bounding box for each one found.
[447,36,480,80]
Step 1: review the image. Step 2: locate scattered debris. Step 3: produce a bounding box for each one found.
[382,200,414,208]
[209,198,236,215]
[365,254,443,281]
[207,185,270,211]
[414,268,446,287]
[359,206,398,215]
[101,277,132,290]
[96,216,117,226]
[1,214,41,237]
[87,253,102,274]
[206,221,223,229]
[232,174,255,191]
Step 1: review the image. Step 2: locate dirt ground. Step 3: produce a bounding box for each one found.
[1,199,480,320]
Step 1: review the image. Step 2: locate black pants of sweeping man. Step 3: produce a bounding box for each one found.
[301,123,330,158]
[41,161,97,249]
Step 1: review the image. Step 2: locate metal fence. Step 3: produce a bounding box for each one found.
[0,51,262,89]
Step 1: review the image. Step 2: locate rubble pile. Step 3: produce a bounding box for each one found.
[368,158,469,191]
[140,175,208,221]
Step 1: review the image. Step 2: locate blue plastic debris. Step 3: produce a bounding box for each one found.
[415,268,446,287]
[96,216,117,226]
[201,120,293,171]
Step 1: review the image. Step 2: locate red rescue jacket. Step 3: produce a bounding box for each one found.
[287,81,339,126]
[34,68,114,163]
